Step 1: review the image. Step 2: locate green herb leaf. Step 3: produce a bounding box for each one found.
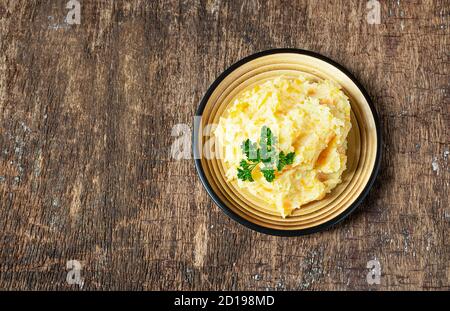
[277,151,296,171]
[261,168,275,182]
[237,165,254,182]
[239,159,250,169]
[285,151,295,164]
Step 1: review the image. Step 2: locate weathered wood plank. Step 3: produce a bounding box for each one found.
[0,0,448,290]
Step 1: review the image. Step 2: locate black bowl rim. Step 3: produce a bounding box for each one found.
[193,48,382,236]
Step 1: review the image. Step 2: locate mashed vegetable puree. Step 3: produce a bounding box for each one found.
[214,75,352,217]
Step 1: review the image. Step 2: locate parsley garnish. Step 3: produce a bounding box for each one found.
[237,126,295,182]
[277,150,296,171]
[261,167,276,182]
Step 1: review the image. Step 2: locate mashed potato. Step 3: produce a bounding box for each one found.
[214,75,352,217]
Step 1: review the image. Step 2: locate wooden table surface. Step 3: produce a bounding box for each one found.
[0,0,448,291]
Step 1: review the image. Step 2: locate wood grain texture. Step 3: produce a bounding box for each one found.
[0,0,448,290]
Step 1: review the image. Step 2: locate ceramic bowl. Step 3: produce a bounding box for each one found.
[193,48,381,236]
